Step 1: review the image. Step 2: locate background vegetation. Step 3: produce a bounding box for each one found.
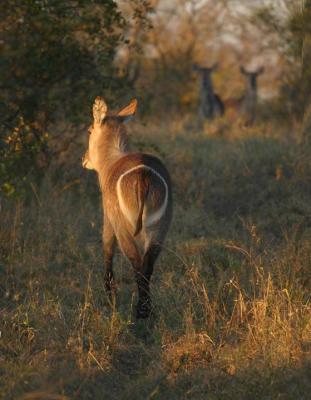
[0,1,310,399]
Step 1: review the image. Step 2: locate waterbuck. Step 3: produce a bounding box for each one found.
[82,97,172,318]
[193,63,225,121]
[225,66,264,126]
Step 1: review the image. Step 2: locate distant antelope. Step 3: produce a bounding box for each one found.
[225,66,264,126]
[193,63,225,121]
[82,97,172,318]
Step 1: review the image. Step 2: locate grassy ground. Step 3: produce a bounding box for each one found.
[0,118,311,399]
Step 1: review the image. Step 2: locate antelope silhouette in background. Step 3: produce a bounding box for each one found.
[193,63,225,121]
[225,66,264,126]
[82,97,172,319]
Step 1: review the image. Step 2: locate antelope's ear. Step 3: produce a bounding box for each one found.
[93,97,107,125]
[256,66,264,75]
[118,99,138,122]
[192,63,199,71]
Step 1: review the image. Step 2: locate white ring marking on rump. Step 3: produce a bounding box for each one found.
[116,164,168,228]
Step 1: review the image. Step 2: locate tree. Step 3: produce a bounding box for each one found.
[0,0,150,196]
[253,1,311,138]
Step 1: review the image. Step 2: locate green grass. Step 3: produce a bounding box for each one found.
[0,120,311,399]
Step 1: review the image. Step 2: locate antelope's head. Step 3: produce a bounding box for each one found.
[82,97,138,172]
[192,62,218,76]
[240,66,264,88]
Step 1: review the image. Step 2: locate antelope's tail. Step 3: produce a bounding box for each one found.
[134,178,149,236]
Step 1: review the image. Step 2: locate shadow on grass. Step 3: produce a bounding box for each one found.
[61,356,311,400]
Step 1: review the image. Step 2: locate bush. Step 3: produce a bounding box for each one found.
[0,0,150,196]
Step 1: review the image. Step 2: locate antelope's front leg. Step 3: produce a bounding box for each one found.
[103,216,116,293]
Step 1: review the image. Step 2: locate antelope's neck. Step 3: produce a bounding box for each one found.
[94,126,129,186]
[97,145,128,190]
[246,79,257,96]
[202,74,213,92]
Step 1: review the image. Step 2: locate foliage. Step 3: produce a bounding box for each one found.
[1,0,125,124]
[0,117,49,197]
[141,53,196,115]
[0,0,151,196]
[254,1,311,125]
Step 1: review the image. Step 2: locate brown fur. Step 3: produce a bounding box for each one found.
[82,97,172,318]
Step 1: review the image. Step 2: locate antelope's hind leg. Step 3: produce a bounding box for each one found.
[135,244,161,319]
[116,233,157,319]
[103,217,116,293]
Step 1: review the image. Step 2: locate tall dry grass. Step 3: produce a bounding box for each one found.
[0,118,310,399]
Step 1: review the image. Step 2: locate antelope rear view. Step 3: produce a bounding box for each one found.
[82,97,172,319]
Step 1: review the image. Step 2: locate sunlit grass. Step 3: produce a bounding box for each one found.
[1,119,310,399]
